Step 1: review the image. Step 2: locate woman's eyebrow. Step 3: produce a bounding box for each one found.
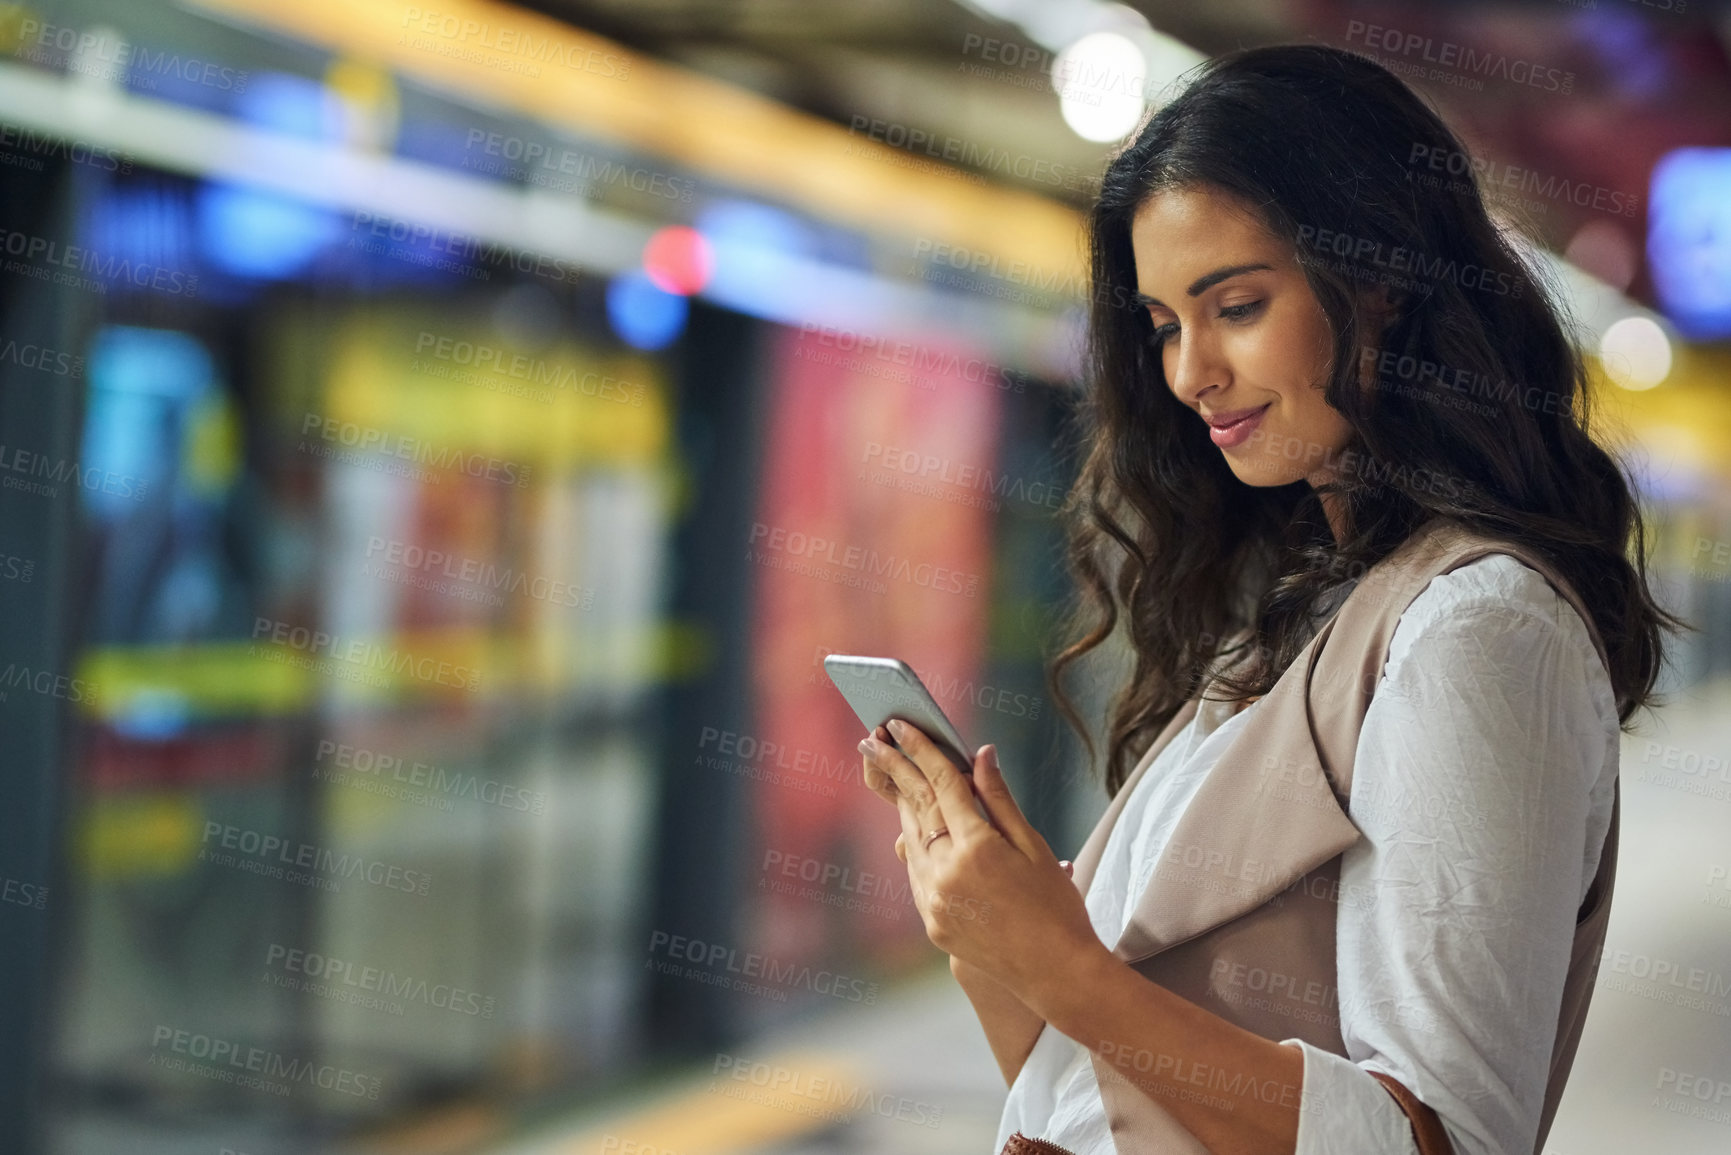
[1136,262,1274,309]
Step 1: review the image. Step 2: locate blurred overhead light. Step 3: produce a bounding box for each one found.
[1648,147,1731,341]
[197,182,336,278]
[1053,31,1146,143]
[1139,30,1206,107]
[607,270,688,351]
[1026,0,1143,51]
[1598,316,1672,391]
[642,226,714,296]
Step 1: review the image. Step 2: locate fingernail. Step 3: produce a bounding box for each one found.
[886,718,907,738]
[858,738,873,754]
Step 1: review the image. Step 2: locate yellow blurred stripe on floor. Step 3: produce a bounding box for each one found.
[547,1050,864,1155]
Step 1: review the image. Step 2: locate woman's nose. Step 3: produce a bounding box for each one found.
[1165,330,1227,407]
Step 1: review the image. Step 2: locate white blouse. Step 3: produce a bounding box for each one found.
[995,553,1620,1155]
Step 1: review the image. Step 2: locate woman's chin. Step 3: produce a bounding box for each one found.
[1223,453,1305,489]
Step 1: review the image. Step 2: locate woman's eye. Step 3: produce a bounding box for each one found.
[1220,301,1264,322]
[1151,321,1179,343]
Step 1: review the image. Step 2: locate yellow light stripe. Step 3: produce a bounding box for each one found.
[1590,345,1731,482]
[189,0,1086,287]
[540,1050,864,1155]
[73,619,716,720]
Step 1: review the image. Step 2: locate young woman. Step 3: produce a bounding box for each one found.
[856,43,1683,1155]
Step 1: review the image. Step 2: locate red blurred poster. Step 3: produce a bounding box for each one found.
[745,323,1005,977]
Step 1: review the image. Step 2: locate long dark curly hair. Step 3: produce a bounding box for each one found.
[1048,43,1688,795]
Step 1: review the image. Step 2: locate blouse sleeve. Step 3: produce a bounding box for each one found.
[1279,556,1618,1155]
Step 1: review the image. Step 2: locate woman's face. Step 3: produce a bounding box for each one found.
[1130,185,1355,488]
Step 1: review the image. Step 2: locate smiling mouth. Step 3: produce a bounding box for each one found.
[1206,404,1270,448]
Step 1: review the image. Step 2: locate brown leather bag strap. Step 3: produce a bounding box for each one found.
[999,1131,1078,1155]
[1369,1070,1456,1155]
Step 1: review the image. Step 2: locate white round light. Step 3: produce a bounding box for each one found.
[1052,31,1147,143]
[1598,316,1672,391]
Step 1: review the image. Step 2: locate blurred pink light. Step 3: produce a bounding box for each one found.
[643,226,714,296]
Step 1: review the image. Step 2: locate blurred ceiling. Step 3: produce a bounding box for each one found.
[523,0,1731,313]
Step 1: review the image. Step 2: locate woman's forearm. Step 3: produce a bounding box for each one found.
[951,955,1047,1087]
[1031,942,1306,1155]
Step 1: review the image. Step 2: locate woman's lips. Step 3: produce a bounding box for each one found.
[1206,404,1271,449]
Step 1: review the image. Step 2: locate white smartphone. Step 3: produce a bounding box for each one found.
[823,654,975,773]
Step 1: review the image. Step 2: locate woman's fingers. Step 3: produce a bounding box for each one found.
[970,745,1053,863]
[860,725,902,804]
[882,719,990,842]
[864,730,945,837]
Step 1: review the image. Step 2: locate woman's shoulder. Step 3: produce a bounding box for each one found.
[1386,552,1611,698]
[1405,550,1563,619]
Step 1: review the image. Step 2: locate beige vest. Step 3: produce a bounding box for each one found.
[1069,518,1619,1153]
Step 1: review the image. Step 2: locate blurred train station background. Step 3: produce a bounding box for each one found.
[0,0,1729,1152]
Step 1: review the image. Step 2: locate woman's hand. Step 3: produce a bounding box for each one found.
[858,719,1104,1009]
[860,724,902,804]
